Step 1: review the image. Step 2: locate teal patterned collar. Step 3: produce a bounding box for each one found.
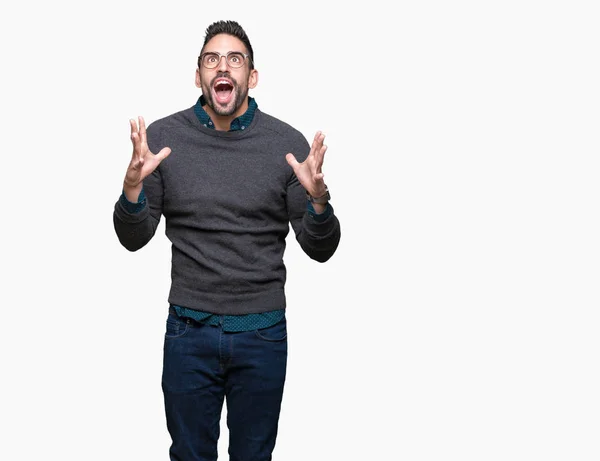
[193,95,257,132]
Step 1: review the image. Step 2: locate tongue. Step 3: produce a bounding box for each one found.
[215,89,233,104]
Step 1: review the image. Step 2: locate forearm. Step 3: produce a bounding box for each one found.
[113,188,160,251]
[297,204,341,262]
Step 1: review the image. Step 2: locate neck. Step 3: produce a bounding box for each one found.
[203,98,249,131]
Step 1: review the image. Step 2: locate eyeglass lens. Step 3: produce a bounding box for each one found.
[202,52,245,68]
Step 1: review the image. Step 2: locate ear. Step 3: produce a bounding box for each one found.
[248,69,259,90]
[195,68,202,89]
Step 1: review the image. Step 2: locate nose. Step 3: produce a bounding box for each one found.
[217,55,228,72]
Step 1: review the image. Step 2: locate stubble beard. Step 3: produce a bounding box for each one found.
[203,74,248,117]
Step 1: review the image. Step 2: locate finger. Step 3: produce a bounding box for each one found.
[130,131,141,162]
[156,147,172,162]
[318,133,326,152]
[130,118,139,146]
[316,144,327,173]
[131,154,143,171]
[308,131,322,158]
[314,132,326,161]
[144,147,172,177]
[313,173,325,182]
[130,118,138,136]
[286,153,300,171]
[130,130,139,147]
[138,116,147,145]
[315,131,325,146]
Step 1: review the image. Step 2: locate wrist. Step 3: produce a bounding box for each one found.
[123,181,143,203]
[306,184,330,204]
[311,202,327,214]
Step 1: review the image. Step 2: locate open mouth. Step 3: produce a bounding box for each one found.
[213,79,234,104]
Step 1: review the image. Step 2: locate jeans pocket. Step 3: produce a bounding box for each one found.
[165,313,190,340]
[254,317,287,342]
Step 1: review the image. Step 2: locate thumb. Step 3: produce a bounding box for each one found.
[157,147,172,162]
[286,153,299,170]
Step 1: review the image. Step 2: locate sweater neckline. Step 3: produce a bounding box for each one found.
[186,106,261,139]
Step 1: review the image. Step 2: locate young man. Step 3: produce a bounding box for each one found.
[113,20,341,461]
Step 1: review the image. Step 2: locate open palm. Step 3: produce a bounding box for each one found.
[124,116,171,188]
[286,131,328,198]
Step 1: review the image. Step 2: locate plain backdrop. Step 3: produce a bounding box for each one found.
[1,1,599,460]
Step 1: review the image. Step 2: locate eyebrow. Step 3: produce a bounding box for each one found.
[202,50,245,54]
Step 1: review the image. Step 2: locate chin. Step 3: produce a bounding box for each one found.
[214,104,237,117]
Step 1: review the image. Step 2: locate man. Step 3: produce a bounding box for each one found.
[113,20,341,461]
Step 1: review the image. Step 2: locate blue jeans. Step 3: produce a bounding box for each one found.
[162,307,288,461]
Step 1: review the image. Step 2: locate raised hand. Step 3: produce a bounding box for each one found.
[124,116,171,189]
[286,131,328,198]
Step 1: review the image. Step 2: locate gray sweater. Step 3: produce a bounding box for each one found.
[113,107,341,315]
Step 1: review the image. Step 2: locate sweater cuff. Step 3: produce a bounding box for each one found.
[119,187,147,214]
[306,200,332,223]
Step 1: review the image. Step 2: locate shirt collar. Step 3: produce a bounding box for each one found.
[193,95,258,132]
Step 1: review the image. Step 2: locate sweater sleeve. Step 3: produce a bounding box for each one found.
[286,137,341,262]
[113,123,165,251]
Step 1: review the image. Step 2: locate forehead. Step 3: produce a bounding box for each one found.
[203,34,247,54]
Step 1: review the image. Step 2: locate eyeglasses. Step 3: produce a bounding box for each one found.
[198,51,251,69]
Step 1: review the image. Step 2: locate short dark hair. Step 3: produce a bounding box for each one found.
[200,20,254,70]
